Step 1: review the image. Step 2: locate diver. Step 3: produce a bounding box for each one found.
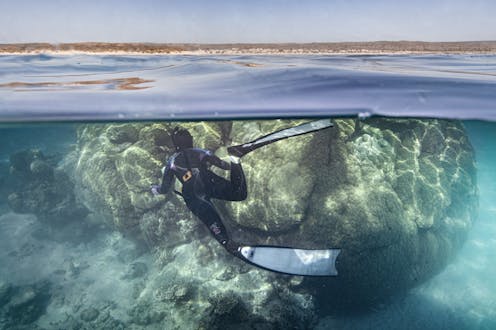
[151,119,341,276]
[151,126,246,256]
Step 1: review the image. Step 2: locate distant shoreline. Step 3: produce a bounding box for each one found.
[1,41,496,55]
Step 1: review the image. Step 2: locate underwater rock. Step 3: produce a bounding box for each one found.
[227,120,321,232]
[199,287,316,329]
[228,118,478,307]
[128,301,166,325]
[71,118,477,309]
[171,285,189,302]
[216,265,238,281]
[199,290,250,328]
[6,193,23,211]
[122,261,148,280]
[118,239,317,329]
[50,308,125,330]
[156,283,191,303]
[29,159,53,178]
[105,124,139,145]
[2,282,51,327]
[0,162,10,211]
[0,281,12,307]
[9,149,45,177]
[5,149,88,225]
[80,307,100,322]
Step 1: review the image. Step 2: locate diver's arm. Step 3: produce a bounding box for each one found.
[158,160,175,194]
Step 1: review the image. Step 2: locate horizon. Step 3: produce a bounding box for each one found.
[2,40,496,56]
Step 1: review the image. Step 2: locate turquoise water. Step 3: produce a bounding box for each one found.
[0,54,496,329]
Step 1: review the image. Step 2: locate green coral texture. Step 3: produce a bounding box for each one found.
[74,118,478,305]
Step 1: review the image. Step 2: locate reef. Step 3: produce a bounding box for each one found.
[0,281,51,329]
[5,149,88,226]
[4,118,476,327]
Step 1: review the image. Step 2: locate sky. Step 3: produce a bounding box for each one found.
[0,0,495,44]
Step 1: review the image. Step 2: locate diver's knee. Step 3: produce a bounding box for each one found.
[233,189,247,201]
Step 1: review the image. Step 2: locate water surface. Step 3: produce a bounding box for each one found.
[1,54,496,121]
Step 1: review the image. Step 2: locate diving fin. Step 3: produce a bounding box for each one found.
[227,118,334,158]
[237,245,341,276]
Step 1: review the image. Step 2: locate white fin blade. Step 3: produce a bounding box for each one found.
[239,246,340,276]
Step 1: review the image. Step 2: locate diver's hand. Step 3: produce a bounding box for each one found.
[150,184,161,196]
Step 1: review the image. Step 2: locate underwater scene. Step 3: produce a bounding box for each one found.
[0,55,496,330]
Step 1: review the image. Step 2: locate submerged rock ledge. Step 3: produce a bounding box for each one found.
[70,118,477,310]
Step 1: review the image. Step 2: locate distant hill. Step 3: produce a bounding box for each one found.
[1,41,496,54]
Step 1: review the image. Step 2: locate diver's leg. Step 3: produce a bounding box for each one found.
[205,162,247,201]
[181,174,242,257]
[185,195,230,245]
[228,160,247,201]
[184,195,243,256]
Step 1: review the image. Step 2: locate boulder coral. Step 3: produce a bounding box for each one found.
[6,149,88,225]
[73,118,478,307]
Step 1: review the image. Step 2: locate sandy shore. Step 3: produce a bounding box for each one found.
[1,41,496,55]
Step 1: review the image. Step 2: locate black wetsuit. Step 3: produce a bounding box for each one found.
[157,148,247,254]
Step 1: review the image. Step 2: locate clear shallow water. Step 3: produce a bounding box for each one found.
[0,54,495,329]
[0,119,494,329]
[0,54,496,121]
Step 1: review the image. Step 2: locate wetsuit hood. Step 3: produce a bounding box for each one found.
[172,127,193,151]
